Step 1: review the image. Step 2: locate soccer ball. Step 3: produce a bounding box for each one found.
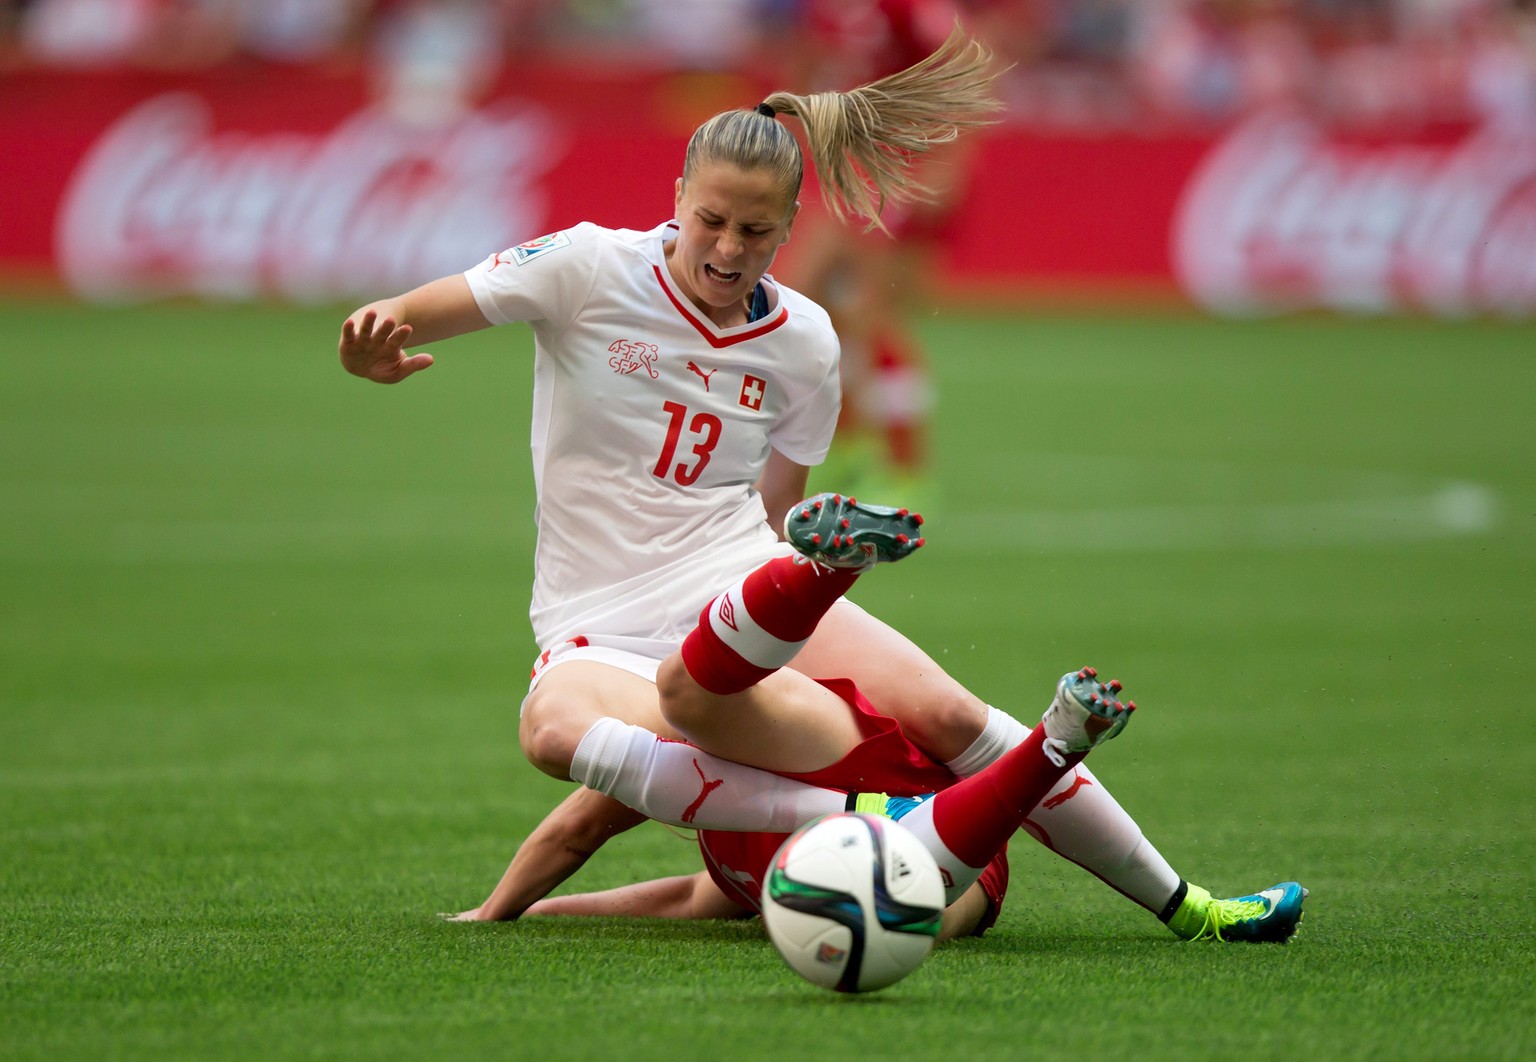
[761,812,945,993]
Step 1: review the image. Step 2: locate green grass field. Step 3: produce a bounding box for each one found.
[3,299,1533,1060]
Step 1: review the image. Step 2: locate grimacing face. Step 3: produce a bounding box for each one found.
[668,162,799,326]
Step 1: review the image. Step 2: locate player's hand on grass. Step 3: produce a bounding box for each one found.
[439,906,509,922]
[339,307,434,384]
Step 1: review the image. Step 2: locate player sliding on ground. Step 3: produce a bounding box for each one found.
[453,494,1307,943]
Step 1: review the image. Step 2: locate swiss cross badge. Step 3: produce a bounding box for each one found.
[739,374,766,411]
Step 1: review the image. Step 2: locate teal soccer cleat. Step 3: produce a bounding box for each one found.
[1168,881,1309,943]
[784,493,926,571]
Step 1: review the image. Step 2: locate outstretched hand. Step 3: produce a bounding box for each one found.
[339,308,435,384]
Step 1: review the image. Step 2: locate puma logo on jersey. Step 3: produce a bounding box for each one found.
[686,361,716,390]
[608,338,660,379]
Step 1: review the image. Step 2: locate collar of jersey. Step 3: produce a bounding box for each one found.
[653,222,790,349]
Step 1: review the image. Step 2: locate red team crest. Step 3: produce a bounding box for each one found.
[608,338,660,378]
[740,374,766,410]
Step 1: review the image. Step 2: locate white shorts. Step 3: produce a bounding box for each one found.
[521,591,874,714]
[530,526,796,657]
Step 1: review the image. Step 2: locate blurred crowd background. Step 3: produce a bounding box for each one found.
[3,0,1534,131]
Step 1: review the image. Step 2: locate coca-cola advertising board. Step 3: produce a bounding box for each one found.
[1175,112,1536,318]
[2,67,1533,317]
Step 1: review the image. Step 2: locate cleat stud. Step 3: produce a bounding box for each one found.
[896,534,909,545]
[914,537,926,547]
[1108,680,1123,693]
[832,495,841,504]
[810,533,821,544]
[813,500,823,510]
[841,518,851,529]
[912,513,924,526]
[798,508,811,520]
[1085,666,1098,678]
[1125,701,1137,711]
[846,496,857,506]
[897,508,909,517]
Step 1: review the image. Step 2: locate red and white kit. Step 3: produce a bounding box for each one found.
[696,679,1011,933]
[464,221,841,665]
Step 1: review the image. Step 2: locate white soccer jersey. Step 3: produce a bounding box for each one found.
[464,221,841,653]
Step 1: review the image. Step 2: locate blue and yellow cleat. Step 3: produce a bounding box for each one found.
[784,493,926,571]
[1168,881,1309,943]
[850,792,931,821]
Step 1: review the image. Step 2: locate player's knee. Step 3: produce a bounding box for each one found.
[518,689,586,780]
[655,655,709,739]
[904,685,987,760]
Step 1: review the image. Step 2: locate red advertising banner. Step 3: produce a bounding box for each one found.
[3,66,1533,316]
[1174,112,1536,317]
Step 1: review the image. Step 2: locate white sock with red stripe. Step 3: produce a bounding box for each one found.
[1021,762,1182,913]
[571,717,846,831]
[926,701,1183,913]
[894,725,1079,904]
[680,555,860,694]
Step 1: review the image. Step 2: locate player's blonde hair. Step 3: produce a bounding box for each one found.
[681,23,1002,233]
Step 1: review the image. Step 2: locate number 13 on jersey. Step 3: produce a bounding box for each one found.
[653,401,722,486]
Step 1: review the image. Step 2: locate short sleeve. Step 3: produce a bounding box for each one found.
[463,223,602,331]
[768,335,842,467]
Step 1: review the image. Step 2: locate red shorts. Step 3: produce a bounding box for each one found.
[697,677,1011,935]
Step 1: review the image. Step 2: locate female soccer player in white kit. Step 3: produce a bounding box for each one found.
[339,28,1261,938]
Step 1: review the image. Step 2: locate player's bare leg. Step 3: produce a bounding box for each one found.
[658,493,926,751]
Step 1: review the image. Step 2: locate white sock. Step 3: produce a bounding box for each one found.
[882,797,982,906]
[1021,763,1181,913]
[944,705,1030,778]
[570,718,846,832]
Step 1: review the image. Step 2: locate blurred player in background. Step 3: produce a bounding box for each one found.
[780,0,1017,505]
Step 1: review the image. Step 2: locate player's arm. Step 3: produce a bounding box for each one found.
[755,448,810,539]
[938,882,990,941]
[525,870,750,921]
[445,787,647,922]
[338,274,491,384]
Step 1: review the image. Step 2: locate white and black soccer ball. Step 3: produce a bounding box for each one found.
[761,812,945,993]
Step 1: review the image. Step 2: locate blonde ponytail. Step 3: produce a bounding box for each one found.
[682,23,1002,233]
[764,24,1002,232]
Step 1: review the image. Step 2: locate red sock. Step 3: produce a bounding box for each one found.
[928,725,1085,868]
[680,555,860,695]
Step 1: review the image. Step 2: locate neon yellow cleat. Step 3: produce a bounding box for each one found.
[1167,881,1309,943]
